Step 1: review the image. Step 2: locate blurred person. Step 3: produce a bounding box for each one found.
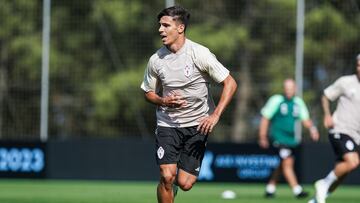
[140,5,237,203]
[308,54,360,203]
[258,78,319,199]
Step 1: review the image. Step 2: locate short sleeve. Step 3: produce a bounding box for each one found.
[192,46,229,83]
[324,78,344,101]
[261,95,284,119]
[294,97,310,121]
[140,58,158,92]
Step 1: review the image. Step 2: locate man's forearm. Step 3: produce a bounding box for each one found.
[213,75,237,117]
[321,95,332,116]
[303,119,317,132]
[258,117,269,139]
[302,119,313,129]
[144,91,164,106]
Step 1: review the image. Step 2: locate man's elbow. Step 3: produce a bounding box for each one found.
[225,75,238,93]
[231,77,238,92]
[144,91,154,102]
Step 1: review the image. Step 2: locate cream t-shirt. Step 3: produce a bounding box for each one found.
[141,39,229,127]
[324,75,360,144]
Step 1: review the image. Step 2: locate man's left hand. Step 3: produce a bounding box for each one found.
[197,114,220,135]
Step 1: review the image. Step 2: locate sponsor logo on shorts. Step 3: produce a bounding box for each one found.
[195,167,200,172]
[279,148,291,159]
[345,140,355,151]
[157,146,165,159]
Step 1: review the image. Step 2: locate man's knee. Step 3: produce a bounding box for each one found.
[344,153,360,171]
[176,169,198,191]
[177,180,194,191]
[159,166,176,190]
[160,172,176,184]
[159,174,176,190]
[346,158,359,170]
[159,164,177,188]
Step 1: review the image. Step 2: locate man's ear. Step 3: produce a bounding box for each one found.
[177,24,185,34]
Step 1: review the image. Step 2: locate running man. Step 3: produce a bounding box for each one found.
[141,6,237,203]
[258,78,319,199]
[309,54,360,203]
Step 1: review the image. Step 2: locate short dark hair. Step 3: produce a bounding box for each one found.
[157,6,190,31]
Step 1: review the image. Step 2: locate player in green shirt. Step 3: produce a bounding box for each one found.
[258,78,319,198]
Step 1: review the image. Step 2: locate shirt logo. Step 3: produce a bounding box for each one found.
[157,146,165,159]
[184,64,194,78]
[280,103,288,115]
[292,104,299,117]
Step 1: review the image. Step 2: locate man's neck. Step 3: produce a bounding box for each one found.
[166,37,186,53]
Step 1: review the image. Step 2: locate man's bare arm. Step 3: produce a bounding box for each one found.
[258,117,270,148]
[321,95,333,129]
[198,75,237,134]
[144,91,186,108]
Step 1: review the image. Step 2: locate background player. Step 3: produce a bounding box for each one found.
[258,78,319,199]
[309,54,360,203]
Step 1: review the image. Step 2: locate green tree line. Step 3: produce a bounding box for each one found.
[0,0,359,141]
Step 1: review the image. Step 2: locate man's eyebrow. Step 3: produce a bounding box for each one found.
[159,22,171,25]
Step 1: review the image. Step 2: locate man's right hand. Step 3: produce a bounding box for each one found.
[161,91,187,108]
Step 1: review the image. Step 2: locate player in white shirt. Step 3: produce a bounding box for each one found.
[309,54,360,203]
[141,6,237,203]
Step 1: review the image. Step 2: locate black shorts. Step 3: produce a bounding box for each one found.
[155,126,208,176]
[329,132,360,161]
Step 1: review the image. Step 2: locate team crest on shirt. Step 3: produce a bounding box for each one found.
[292,104,299,117]
[184,64,194,78]
[280,103,288,115]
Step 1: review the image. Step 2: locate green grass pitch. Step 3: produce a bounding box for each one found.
[0,179,358,203]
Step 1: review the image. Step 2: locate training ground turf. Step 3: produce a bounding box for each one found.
[0,179,358,203]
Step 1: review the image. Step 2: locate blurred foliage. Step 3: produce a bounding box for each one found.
[188,23,248,61]
[0,0,359,141]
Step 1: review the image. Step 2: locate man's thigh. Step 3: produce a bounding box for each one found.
[155,126,182,165]
[178,126,208,176]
